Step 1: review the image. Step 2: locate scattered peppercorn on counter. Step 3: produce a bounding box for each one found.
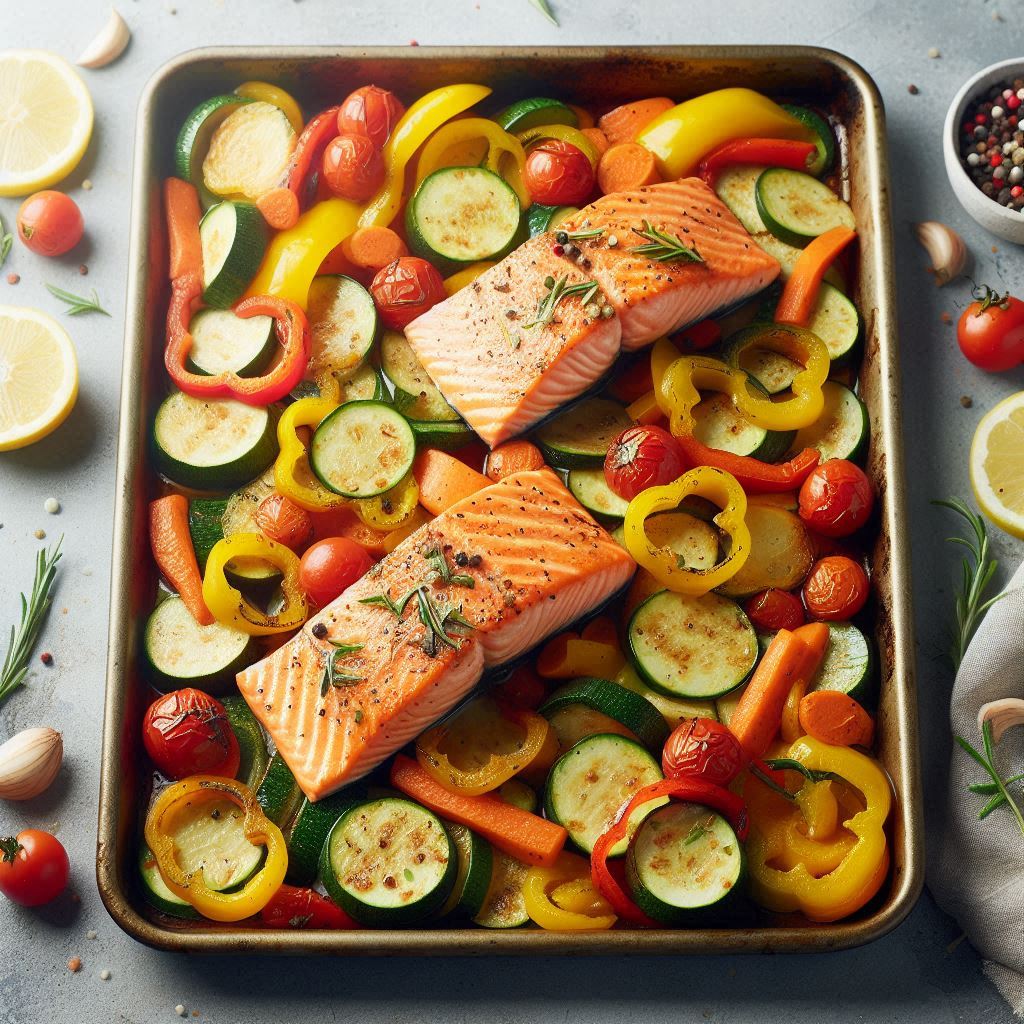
[135,74,892,934]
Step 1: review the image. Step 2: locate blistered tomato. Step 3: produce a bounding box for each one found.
[798,459,874,538]
[370,257,447,329]
[744,588,806,632]
[523,140,595,206]
[322,134,386,202]
[142,688,240,780]
[802,556,870,621]
[661,717,747,786]
[337,86,405,149]
[256,494,313,550]
[604,425,686,501]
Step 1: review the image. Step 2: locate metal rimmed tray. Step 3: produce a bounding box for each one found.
[99,45,922,955]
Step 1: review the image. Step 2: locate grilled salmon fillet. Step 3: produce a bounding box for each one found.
[236,468,634,800]
[561,177,780,349]
[404,234,622,448]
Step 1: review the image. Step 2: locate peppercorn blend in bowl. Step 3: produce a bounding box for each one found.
[945,57,1024,244]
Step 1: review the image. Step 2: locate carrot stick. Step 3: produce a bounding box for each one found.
[164,178,202,281]
[341,226,408,271]
[412,449,490,515]
[728,621,830,759]
[774,226,857,327]
[149,495,214,626]
[598,97,674,145]
[256,187,300,230]
[581,127,611,160]
[484,440,545,482]
[597,142,662,195]
[798,690,875,748]
[390,754,567,867]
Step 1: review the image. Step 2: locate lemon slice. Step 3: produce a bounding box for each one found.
[0,306,78,451]
[0,50,94,197]
[970,390,1024,538]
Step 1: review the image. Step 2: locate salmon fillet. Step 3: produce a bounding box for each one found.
[404,234,622,448]
[236,469,634,800]
[561,177,780,350]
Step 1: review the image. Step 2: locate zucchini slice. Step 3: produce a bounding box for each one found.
[310,400,416,499]
[256,752,304,829]
[306,275,380,378]
[187,308,275,377]
[760,621,875,704]
[755,168,855,248]
[221,695,269,791]
[153,391,277,491]
[545,733,665,856]
[545,703,636,753]
[139,843,198,919]
[175,95,252,204]
[380,330,460,422]
[286,790,365,886]
[199,201,268,308]
[714,164,766,235]
[534,398,632,470]
[473,850,530,928]
[781,105,836,177]
[716,504,814,599]
[319,798,456,926]
[408,418,474,451]
[568,467,630,521]
[720,328,800,396]
[438,822,493,919]
[188,497,229,571]
[496,97,577,134]
[497,779,538,814]
[144,596,254,694]
[407,167,522,266]
[615,665,719,730]
[808,283,860,362]
[626,802,745,924]
[612,511,719,575]
[791,381,869,463]
[692,387,794,463]
[628,590,758,700]
[296,363,389,404]
[527,204,579,237]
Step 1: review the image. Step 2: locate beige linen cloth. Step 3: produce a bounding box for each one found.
[930,561,1024,1015]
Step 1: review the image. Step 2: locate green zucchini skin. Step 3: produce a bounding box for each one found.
[781,104,836,177]
[754,168,855,248]
[472,849,530,928]
[175,95,253,205]
[256,752,304,829]
[437,822,493,919]
[790,381,869,463]
[286,789,366,886]
[199,201,268,309]
[138,844,199,919]
[534,398,632,470]
[221,695,269,790]
[496,97,578,134]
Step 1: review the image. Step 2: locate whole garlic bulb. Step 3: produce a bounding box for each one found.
[0,728,63,801]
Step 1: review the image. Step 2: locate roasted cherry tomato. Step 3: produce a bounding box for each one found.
[260,884,358,929]
[299,537,373,607]
[256,493,314,550]
[142,688,240,781]
[492,665,548,710]
[957,286,1024,372]
[802,555,870,621]
[798,459,874,538]
[0,830,70,907]
[744,588,806,632]
[523,140,595,206]
[370,257,447,330]
[322,133,386,202]
[661,717,747,786]
[337,86,405,150]
[674,319,722,352]
[604,424,686,501]
[16,191,83,257]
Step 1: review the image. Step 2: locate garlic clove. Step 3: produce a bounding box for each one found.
[914,221,968,287]
[0,728,63,801]
[978,697,1024,745]
[77,8,131,70]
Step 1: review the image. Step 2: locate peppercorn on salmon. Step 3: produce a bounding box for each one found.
[235,468,635,800]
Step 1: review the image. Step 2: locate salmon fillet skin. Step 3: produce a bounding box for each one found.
[235,468,635,801]
[561,177,780,349]
[403,234,622,448]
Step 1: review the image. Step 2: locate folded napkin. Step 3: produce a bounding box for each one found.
[930,560,1024,1015]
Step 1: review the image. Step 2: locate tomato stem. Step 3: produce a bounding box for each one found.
[0,837,22,863]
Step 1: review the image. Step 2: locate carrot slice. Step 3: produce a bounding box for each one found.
[342,226,409,271]
[598,97,674,145]
[484,440,545,482]
[149,495,214,626]
[390,754,567,867]
[775,226,857,327]
[413,449,490,515]
[798,690,875,748]
[581,127,611,160]
[256,187,300,230]
[164,178,202,281]
[597,143,661,195]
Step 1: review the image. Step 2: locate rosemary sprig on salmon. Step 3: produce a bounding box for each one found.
[319,641,365,696]
[523,274,607,329]
[631,220,704,264]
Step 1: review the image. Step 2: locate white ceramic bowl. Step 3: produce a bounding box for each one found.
[944,57,1024,244]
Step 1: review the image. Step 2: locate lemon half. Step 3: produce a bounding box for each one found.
[970,390,1024,539]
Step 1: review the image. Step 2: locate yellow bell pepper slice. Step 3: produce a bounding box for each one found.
[523,852,617,931]
[274,396,347,512]
[658,354,738,435]
[382,505,432,553]
[636,87,816,179]
[359,83,493,228]
[353,472,420,530]
[535,632,625,679]
[623,466,750,595]
[235,81,304,134]
[443,261,497,295]
[516,123,601,169]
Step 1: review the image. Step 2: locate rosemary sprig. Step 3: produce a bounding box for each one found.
[956,720,1024,838]
[0,539,63,708]
[319,641,365,697]
[749,758,845,801]
[46,283,110,317]
[423,547,475,589]
[528,0,558,25]
[933,498,1006,669]
[558,226,603,242]
[631,220,704,264]
[359,591,414,617]
[684,814,716,845]
[0,216,12,270]
[523,275,601,330]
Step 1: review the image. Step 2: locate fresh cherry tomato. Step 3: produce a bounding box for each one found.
[370,257,447,330]
[661,717,747,786]
[0,830,70,907]
[256,493,314,550]
[798,459,874,538]
[142,688,240,781]
[744,588,806,632]
[604,424,686,501]
[299,537,373,607]
[523,140,595,206]
[337,86,405,149]
[956,286,1024,372]
[260,884,358,929]
[322,133,386,202]
[802,556,870,621]
[16,191,83,257]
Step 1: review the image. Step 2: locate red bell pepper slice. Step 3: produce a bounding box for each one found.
[286,106,341,209]
[676,434,820,494]
[590,777,750,926]
[697,138,818,187]
[259,884,358,929]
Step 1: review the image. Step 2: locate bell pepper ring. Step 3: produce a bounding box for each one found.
[144,775,288,923]
[523,852,617,931]
[274,396,347,512]
[235,81,305,135]
[202,533,308,635]
[674,435,821,495]
[697,137,818,187]
[353,472,420,531]
[623,466,751,595]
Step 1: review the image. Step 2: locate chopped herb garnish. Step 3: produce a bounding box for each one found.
[319,642,365,697]
[684,815,715,845]
[500,319,523,351]
[45,283,110,316]
[751,758,847,801]
[424,546,475,589]
[523,275,602,330]
[0,217,12,270]
[354,709,364,725]
[403,867,414,882]
[631,220,704,264]
[556,227,603,243]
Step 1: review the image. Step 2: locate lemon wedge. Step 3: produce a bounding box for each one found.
[0,50,94,197]
[970,390,1024,538]
[0,306,78,451]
